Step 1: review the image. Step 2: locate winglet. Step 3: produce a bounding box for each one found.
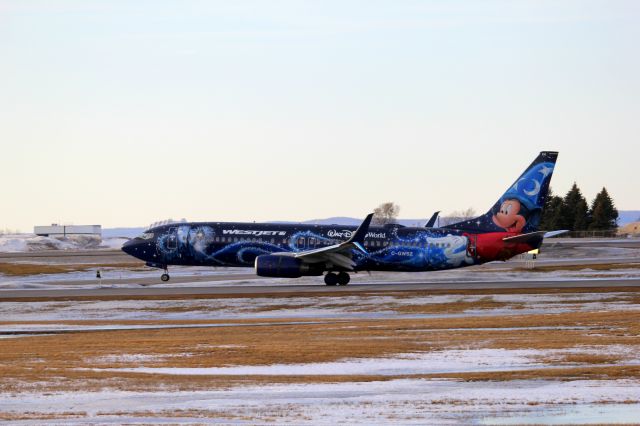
[346,213,374,252]
[425,211,440,228]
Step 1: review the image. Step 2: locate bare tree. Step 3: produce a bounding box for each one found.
[440,207,476,226]
[0,228,20,235]
[373,202,400,225]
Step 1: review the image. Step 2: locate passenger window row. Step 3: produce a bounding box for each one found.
[205,236,451,249]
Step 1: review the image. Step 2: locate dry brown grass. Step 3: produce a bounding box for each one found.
[393,296,525,314]
[248,303,317,312]
[536,353,625,365]
[2,285,639,397]
[0,262,143,276]
[0,411,87,421]
[136,305,228,313]
[0,263,90,275]
[96,409,258,420]
[1,307,639,393]
[385,286,640,298]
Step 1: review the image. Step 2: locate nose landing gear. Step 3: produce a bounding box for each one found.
[324,271,350,286]
[160,267,170,282]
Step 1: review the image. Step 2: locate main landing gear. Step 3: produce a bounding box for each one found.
[324,271,350,286]
[160,267,170,282]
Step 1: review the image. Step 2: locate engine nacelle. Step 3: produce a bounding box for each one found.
[254,255,324,278]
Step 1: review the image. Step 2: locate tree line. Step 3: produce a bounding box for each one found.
[540,184,618,231]
[373,184,618,232]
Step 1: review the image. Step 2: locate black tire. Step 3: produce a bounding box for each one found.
[337,272,350,285]
[324,273,338,286]
[161,273,170,282]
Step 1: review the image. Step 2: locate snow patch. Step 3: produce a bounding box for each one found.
[1,379,639,424]
[101,348,547,376]
[0,234,108,252]
[99,237,127,249]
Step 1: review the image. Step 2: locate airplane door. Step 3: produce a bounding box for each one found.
[467,234,478,259]
[166,229,178,251]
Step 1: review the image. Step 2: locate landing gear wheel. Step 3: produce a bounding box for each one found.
[337,271,350,286]
[324,273,338,286]
[161,268,170,282]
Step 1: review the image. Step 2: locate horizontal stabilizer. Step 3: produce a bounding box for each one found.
[502,231,546,243]
[503,230,568,244]
[543,230,569,239]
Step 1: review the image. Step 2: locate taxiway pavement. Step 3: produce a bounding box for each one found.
[2,278,640,299]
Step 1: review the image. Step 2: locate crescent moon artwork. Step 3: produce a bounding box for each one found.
[523,179,541,196]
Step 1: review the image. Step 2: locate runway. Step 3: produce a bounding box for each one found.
[2,278,640,299]
[1,237,638,299]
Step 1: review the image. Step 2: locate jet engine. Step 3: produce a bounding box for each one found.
[254,255,324,278]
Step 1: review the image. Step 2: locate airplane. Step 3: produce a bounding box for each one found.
[122,151,562,286]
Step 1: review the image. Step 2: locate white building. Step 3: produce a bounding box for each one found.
[34,224,102,238]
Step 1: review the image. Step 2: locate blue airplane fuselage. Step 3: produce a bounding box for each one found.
[126,222,483,272]
[121,151,559,282]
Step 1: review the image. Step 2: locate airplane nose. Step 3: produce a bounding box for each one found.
[121,238,157,262]
[121,239,136,255]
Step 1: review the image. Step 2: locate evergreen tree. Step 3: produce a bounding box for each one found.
[560,183,590,231]
[539,187,564,230]
[573,197,590,231]
[588,187,619,230]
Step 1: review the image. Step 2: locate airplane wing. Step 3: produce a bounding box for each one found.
[293,213,374,271]
[425,211,440,228]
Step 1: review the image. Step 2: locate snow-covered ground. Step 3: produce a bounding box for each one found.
[97,237,128,249]
[1,379,639,424]
[0,233,125,252]
[96,346,640,376]
[1,292,636,323]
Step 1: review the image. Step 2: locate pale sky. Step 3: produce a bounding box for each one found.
[1,0,638,232]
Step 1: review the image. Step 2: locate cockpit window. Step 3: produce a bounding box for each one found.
[140,232,154,240]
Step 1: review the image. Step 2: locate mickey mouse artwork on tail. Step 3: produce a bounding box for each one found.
[492,198,527,232]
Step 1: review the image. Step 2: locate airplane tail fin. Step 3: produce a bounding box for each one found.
[425,211,440,228]
[444,151,559,234]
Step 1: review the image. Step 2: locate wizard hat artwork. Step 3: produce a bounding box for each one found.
[444,151,558,234]
[491,161,556,232]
